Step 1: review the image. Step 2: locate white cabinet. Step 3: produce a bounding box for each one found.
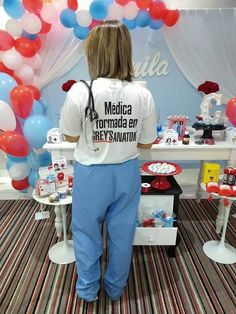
[133,176,182,257]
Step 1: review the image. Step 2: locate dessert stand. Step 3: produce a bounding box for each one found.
[142,161,182,190]
[33,190,75,264]
[192,122,226,144]
[201,183,236,264]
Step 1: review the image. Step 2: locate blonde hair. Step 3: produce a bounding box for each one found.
[85,20,134,82]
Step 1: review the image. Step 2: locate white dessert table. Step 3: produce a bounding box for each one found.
[43,138,236,200]
[201,183,236,264]
[33,190,75,264]
[43,137,236,235]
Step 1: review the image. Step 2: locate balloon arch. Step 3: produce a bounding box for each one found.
[0,0,234,192]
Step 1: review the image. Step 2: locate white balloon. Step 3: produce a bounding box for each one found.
[123,2,139,20]
[107,3,124,21]
[76,10,92,27]
[2,50,23,70]
[8,162,31,181]
[41,4,58,23]
[23,53,42,70]
[21,13,42,34]
[0,100,16,131]
[33,75,43,89]
[15,64,34,84]
[52,0,67,12]
[6,19,23,37]
[74,0,92,10]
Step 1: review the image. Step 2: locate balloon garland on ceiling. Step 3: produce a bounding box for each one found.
[60,0,180,39]
[0,0,180,192]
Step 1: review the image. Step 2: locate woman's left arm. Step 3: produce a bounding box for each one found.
[59,85,82,142]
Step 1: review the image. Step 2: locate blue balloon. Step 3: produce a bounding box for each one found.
[22,31,37,40]
[17,116,25,126]
[96,0,113,4]
[6,156,29,173]
[0,72,17,103]
[23,114,52,149]
[7,155,27,163]
[60,9,77,28]
[31,100,43,115]
[38,151,52,167]
[20,189,28,193]
[136,10,151,28]
[89,1,108,20]
[6,159,14,170]
[28,170,38,188]
[73,24,90,40]
[3,0,25,19]
[122,18,137,30]
[103,0,113,4]
[39,99,48,114]
[27,151,39,172]
[149,19,163,30]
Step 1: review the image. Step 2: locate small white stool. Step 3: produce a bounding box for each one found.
[33,190,75,264]
[201,183,236,264]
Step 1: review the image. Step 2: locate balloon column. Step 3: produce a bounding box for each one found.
[0,0,54,192]
[0,0,180,192]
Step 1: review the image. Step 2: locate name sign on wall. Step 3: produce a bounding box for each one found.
[134,52,169,78]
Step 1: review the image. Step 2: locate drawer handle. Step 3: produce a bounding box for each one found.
[148,236,154,243]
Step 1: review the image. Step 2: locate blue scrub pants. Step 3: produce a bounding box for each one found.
[72,158,141,301]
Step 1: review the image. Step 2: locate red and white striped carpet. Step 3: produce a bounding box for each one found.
[0,199,235,314]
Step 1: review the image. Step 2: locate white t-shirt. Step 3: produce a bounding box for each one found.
[59,78,157,165]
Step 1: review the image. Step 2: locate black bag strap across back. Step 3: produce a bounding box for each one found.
[80,80,98,122]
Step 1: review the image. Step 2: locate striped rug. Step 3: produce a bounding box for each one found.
[0,199,235,314]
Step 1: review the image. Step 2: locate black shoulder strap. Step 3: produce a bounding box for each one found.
[80,80,95,120]
[80,79,93,89]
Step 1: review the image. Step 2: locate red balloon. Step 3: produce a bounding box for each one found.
[226,97,236,127]
[12,75,23,85]
[26,85,41,100]
[33,37,41,50]
[149,1,167,20]
[10,85,34,119]
[0,30,14,51]
[12,177,30,190]
[67,0,78,11]
[115,0,130,5]
[163,10,180,27]
[0,61,14,76]
[22,0,43,13]
[14,118,23,134]
[136,0,151,10]
[89,19,102,30]
[14,37,37,58]
[0,131,29,157]
[38,16,52,34]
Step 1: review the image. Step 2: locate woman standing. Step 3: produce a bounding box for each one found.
[60,20,157,302]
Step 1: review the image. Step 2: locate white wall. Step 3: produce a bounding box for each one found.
[0,152,6,175]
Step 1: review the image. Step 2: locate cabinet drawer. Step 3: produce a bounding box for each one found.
[133,227,177,246]
[139,195,174,216]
